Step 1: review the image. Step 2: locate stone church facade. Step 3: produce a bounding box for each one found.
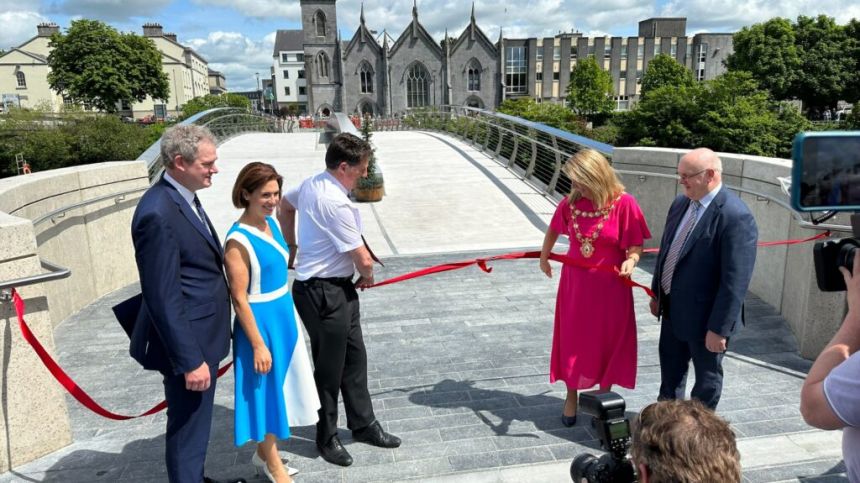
[300,0,499,116]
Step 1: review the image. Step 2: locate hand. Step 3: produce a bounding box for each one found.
[185,362,211,391]
[354,274,374,290]
[839,252,860,319]
[539,258,552,278]
[705,330,727,353]
[649,298,659,317]
[253,344,273,374]
[619,258,636,278]
[288,252,296,270]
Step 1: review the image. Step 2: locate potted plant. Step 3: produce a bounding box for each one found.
[353,115,385,202]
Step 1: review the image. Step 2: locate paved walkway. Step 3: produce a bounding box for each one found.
[1,132,847,482]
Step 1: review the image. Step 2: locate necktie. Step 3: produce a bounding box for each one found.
[192,195,212,235]
[660,200,701,294]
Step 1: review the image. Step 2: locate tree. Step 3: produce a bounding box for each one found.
[566,56,614,122]
[640,54,694,99]
[498,98,585,134]
[841,18,860,103]
[180,94,252,119]
[793,15,852,114]
[616,83,703,149]
[726,18,800,100]
[47,19,169,113]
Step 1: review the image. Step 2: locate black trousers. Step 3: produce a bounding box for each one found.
[657,295,726,410]
[293,277,375,445]
[163,363,218,483]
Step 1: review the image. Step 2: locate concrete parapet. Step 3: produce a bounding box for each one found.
[0,161,149,471]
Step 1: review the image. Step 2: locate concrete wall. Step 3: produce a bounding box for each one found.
[613,147,846,359]
[0,161,148,471]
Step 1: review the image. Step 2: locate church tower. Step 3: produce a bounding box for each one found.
[300,0,341,115]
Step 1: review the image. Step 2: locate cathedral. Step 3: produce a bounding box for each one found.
[298,0,499,116]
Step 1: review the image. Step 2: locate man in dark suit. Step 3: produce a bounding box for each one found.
[650,148,758,410]
[130,125,240,483]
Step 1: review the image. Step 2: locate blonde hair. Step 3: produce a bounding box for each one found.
[564,149,624,209]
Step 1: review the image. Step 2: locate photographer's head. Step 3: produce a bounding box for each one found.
[632,400,740,483]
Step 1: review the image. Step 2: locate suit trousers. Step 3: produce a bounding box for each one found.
[163,363,218,483]
[293,277,375,445]
[657,297,726,410]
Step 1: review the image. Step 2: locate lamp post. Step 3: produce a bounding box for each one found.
[255,72,261,111]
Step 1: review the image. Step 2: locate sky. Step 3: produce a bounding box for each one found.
[2,0,859,92]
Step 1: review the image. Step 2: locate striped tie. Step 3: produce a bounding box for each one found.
[660,200,701,294]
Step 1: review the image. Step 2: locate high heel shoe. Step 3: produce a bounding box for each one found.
[561,413,577,427]
[251,451,299,480]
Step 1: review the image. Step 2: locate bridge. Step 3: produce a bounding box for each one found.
[0,108,849,481]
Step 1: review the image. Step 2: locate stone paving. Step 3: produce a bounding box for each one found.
[0,131,849,482]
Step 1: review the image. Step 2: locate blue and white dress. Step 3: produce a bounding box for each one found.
[227,216,319,446]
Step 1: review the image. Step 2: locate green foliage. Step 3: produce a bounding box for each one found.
[498,98,585,134]
[616,83,703,149]
[565,56,614,121]
[181,94,252,119]
[0,113,162,178]
[845,19,860,103]
[356,116,383,189]
[793,15,852,113]
[640,54,694,99]
[845,108,860,129]
[727,18,800,100]
[47,19,169,113]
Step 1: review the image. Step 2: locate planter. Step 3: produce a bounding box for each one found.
[353,184,384,202]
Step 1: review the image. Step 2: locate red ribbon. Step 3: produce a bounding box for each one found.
[11,289,232,420]
[9,231,829,420]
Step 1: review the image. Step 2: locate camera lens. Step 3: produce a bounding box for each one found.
[570,454,597,482]
[838,241,860,274]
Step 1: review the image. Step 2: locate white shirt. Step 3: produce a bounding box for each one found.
[163,172,208,232]
[284,171,363,281]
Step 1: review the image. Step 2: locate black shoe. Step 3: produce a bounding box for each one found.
[352,420,401,448]
[561,414,577,427]
[204,478,247,483]
[317,435,354,467]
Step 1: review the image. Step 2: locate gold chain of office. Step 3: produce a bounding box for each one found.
[571,195,621,258]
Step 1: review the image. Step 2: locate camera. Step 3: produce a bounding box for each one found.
[791,131,860,291]
[570,391,636,483]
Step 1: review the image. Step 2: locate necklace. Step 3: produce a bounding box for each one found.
[571,195,620,258]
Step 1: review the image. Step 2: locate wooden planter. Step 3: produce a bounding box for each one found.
[353,184,384,202]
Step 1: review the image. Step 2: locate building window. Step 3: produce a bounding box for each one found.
[570,46,577,59]
[696,43,708,81]
[315,52,330,79]
[671,43,677,58]
[536,72,542,81]
[588,45,595,58]
[359,62,374,94]
[536,48,543,61]
[281,53,289,63]
[406,63,430,108]
[315,10,327,37]
[467,60,481,91]
[636,69,643,83]
[604,44,611,59]
[298,69,305,79]
[654,39,661,56]
[16,71,26,88]
[283,70,289,79]
[621,43,628,59]
[285,86,291,96]
[619,70,627,79]
[297,53,304,62]
[299,86,306,95]
[615,95,629,111]
[553,71,560,81]
[553,46,561,61]
[505,46,527,94]
[637,44,644,58]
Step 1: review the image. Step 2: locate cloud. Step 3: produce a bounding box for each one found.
[49,0,173,22]
[0,11,48,50]
[189,0,300,19]
[185,30,276,91]
[661,0,860,32]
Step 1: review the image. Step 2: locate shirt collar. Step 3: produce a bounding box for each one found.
[163,172,196,205]
[698,183,722,210]
[322,170,350,196]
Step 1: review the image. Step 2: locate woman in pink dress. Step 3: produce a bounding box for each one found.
[539,149,651,426]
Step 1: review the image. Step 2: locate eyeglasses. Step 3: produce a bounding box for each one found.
[678,168,708,181]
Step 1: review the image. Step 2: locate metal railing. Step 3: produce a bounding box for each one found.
[403,105,851,234]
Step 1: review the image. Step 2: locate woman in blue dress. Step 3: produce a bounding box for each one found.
[224,162,320,483]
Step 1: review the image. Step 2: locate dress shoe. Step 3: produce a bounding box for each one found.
[317,435,353,467]
[251,450,299,479]
[561,414,578,427]
[352,420,402,448]
[203,477,247,483]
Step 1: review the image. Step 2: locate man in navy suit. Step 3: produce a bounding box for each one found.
[130,125,240,483]
[650,148,758,410]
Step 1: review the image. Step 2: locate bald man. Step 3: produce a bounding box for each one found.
[649,148,758,410]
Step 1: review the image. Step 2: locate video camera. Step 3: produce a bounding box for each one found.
[792,131,860,291]
[570,391,636,483]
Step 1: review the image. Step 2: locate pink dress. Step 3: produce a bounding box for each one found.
[549,193,651,390]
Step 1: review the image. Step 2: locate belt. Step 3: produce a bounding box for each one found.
[300,275,354,284]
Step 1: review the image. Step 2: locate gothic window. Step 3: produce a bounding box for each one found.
[315,10,326,37]
[467,61,481,92]
[406,63,430,108]
[359,62,374,94]
[16,71,26,88]
[315,52,330,79]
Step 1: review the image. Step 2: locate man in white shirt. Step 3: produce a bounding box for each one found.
[279,133,400,467]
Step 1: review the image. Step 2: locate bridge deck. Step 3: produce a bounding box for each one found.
[1,132,845,482]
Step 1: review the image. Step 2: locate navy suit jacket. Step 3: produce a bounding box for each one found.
[129,177,231,375]
[651,188,758,341]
